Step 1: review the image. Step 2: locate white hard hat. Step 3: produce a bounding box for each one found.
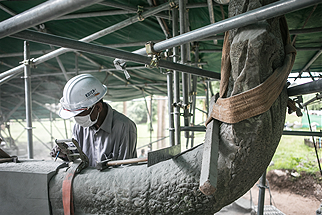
[58,74,107,119]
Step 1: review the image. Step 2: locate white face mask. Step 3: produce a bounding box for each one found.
[74,105,99,127]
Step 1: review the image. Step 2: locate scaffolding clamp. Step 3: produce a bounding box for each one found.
[287,96,303,117]
[169,0,178,8]
[137,5,144,21]
[145,41,161,68]
[20,58,36,68]
[114,58,131,80]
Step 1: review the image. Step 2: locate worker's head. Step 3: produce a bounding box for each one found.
[58,74,107,126]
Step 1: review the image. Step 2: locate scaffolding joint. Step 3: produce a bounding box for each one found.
[137,5,145,21]
[20,58,36,68]
[145,41,161,68]
[169,0,178,9]
[114,59,130,80]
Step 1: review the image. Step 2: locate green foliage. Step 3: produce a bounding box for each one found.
[303,94,322,111]
[110,100,157,124]
[269,113,321,174]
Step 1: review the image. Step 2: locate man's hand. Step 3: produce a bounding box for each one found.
[50,145,69,161]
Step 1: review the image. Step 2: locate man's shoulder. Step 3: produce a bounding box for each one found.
[110,108,135,127]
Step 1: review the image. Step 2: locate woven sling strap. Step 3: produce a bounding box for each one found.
[206,17,297,125]
[62,166,77,215]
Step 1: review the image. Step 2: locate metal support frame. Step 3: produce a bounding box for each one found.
[75,52,152,96]
[75,53,79,75]
[167,70,175,146]
[283,130,322,137]
[55,56,69,81]
[23,41,33,159]
[257,170,267,215]
[0,0,103,39]
[142,91,154,151]
[147,0,170,38]
[180,0,191,148]
[190,43,199,148]
[9,30,220,80]
[172,6,181,146]
[0,0,179,83]
[207,0,218,44]
[287,79,322,97]
[128,0,320,57]
[294,50,322,81]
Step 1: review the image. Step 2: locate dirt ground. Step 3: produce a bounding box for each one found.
[243,169,322,215]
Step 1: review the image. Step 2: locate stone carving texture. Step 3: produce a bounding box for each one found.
[49,0,288,214]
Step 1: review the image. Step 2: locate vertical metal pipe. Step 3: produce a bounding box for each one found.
[167,71,175,146]
[50,111,53,148]
[64,119,68,139]
[172,6,181,146]
[257,170,267,215]
[149,96,153,150]
[75,52,79,75]
[142,91,153,151]
[55,56,69,81]
[206,81,210,115]
[180,0,190,148]
[24,41,33,159]
[190,43,199,148]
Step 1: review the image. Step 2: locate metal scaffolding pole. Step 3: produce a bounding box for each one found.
[0,0,103,39]
[147,0,170,38]
[167,71,175,146]
[172,7,181,146]
[180,0,190,148]
[0,0,178,82]
[294,49,322,81]
[7,30,220,81]
[257,170,267,215]
[287,79,322,97]
[190,43,199,148]
[23,41,33,159]
[55,56,69,81]
[130,0,320,56]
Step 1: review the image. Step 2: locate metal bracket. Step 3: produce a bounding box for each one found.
[145,41,161,68]
[287,96,303,117]
[169,0,178,8]
[19,58,36,68]
[114,59,131,79]
[137,5,144,21]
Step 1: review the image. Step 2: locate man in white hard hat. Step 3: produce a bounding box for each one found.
[52,74,137,166]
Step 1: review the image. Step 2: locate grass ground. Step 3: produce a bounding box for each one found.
[269,113,321,173]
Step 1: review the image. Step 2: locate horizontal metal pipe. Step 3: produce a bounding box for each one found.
[11,30,220,79]
[287,79,322,97]
[295,47,322,51]
[0,3,16,16]
[0,50,51,58]
[0,0,103,39]
[181,126,206,132]
[56,10,170,20]
[289,27,322,35]
[56,10,137,20]
[303,93,322,107]
[282,130,322,137]
[131,0,320,56]
[299,50,322,74]
[0,1,175,82]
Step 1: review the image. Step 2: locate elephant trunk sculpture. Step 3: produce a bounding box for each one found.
[49,0,291,214]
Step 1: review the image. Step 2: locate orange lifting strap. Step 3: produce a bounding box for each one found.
[206,17,297,125]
